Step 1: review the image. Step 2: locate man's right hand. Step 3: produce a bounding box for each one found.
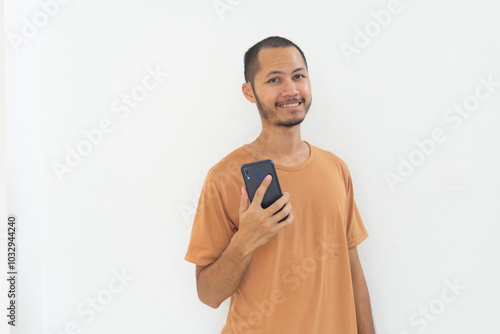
[195,174,293,308]
[234,174,294,256]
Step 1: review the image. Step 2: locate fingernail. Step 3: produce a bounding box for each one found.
[266,175,272,181]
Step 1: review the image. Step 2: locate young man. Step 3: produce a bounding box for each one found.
[185,36,375,334]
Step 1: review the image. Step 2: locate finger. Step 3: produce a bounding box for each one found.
[252,174,272,208]
[272,202,292,223]
[270,211,294,233]
[284,211,294,225]
[280,211,294,226]
[239,186,250,215]
[266,192,290,215]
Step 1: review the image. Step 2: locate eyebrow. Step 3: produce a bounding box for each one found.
[265,67,306,78]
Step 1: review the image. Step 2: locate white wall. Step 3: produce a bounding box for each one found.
[4,0,500,333]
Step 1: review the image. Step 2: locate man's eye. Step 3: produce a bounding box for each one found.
[268,78,279,83]
[294,74,305,79]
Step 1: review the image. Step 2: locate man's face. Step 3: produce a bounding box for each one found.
[248,47,312,127]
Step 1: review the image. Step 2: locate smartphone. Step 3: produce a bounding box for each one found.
[241,159,288,222]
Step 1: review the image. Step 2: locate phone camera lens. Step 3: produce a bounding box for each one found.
[244,168,249,176]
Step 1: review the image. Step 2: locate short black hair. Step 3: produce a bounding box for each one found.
[244,36,308,84]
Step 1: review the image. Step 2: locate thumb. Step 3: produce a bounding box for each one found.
[239,186,250,215]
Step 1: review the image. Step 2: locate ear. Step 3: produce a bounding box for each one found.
[242,82,256,103]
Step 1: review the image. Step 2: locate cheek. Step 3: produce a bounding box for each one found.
[302,84,312,99]
[261,89,280,103]
[304,82,312,93]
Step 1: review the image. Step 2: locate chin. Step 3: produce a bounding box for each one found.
[278,116,306,127]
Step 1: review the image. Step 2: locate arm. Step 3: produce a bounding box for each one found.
[196,175,294,308]
[195,235,251,309]
[349,246,375,334]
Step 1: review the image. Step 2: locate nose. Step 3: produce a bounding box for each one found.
[281,78,299,97]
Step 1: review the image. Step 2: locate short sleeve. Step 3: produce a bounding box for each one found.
[184,173,236,266]
[344,168,369,248]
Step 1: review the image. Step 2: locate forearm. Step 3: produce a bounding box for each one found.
[197,233,252,308]
[196,182,292,308]
[352,269,375,334]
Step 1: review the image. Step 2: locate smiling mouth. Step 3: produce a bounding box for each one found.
[277,100,303,108]
[280,102,300,108]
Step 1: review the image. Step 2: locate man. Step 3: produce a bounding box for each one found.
[185,36,375,333]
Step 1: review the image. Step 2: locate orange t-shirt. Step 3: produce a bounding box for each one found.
[185,141,368,333]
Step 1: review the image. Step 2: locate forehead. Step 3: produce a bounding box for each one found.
[256,47,306,76]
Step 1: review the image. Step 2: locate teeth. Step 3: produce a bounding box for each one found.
[281,103,299,108]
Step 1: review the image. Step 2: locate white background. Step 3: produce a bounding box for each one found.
[3,0,500,333]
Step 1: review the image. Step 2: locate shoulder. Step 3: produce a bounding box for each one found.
[205,144,255,186]
[310,143,351,177]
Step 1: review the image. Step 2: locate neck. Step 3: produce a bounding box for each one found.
[249,123,309,165]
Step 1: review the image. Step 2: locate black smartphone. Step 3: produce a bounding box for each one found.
[241,159,288,222]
